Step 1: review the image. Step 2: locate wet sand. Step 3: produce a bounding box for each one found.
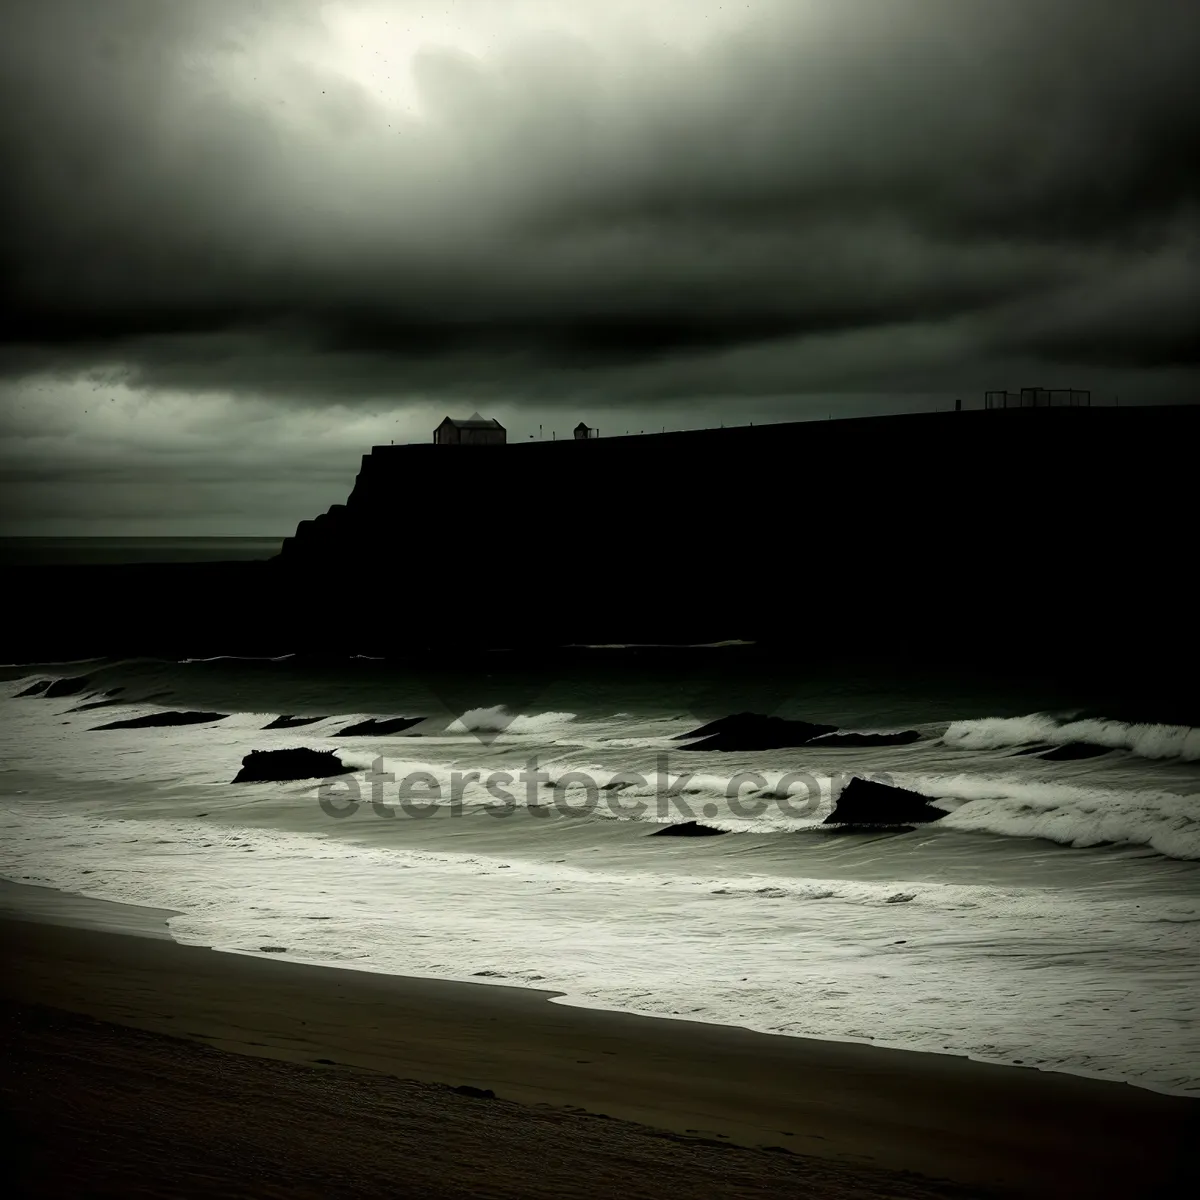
[0,886,1196,1198]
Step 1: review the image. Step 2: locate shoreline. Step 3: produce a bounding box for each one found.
[1,882,1195,1198]
[0,878,181,939]
[3,1000,973,1200]
[4,868,1199,1102]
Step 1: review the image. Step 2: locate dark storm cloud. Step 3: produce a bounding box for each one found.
[0,0,1197,405]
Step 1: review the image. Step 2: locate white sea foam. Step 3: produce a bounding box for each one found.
[444,706,578,734]
[3,679,1200,1097]
[5,685,1197,863]
[943,714,1200,761]
[319,753,1200,859]
[1,800,1197,1095]
[900,773,1200,860]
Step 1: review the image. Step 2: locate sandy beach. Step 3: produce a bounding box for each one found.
[1,884,1195,1199]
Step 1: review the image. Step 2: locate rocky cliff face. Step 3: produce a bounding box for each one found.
[7,407,1192,669]
[272,406,1195,657]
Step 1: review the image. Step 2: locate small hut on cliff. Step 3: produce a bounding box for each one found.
[433,413,506,445]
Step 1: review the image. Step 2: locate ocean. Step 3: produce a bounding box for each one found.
[0,537,284,566]
[1,650,1197,1097]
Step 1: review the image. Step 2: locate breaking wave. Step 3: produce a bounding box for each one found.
[942,714,1200,762]
[444,706,578,734]
[903,773,1200,861]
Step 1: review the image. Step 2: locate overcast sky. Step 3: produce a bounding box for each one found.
[1,0,1197,533]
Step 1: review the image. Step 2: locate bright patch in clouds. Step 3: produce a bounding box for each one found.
[211,1,786,118]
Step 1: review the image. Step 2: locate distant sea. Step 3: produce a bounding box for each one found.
[0,537,283,566]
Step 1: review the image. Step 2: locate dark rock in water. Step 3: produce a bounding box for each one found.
[262,714,328,730]
[334,716,424,736]
[91,710,229,730]
[450,1085,495,1099]
[823,777,943,827]
[17,677,92,698]
[1015,741,1112,761]
[674,712,838,752]
[812,730,922,748]
[43,675,92,698]
[650,821,727,837]
[233,748,354,783]
[1039,742,1113,761]
[824,825,917,837]
[259,946,288,953]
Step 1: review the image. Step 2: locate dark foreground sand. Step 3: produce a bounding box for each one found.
[1,892,1196,1199]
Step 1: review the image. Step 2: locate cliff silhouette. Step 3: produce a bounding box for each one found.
[276,404,1194,643]
[5,405,1196,700]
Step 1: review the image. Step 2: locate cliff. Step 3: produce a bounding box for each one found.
[4,406,1195,685]
[272,405,1196,654]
